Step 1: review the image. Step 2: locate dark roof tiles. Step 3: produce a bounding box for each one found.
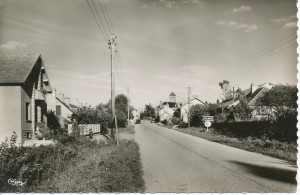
[0,54,40,84]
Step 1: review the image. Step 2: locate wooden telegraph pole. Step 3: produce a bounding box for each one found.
[108,35,119,145]
[187,87,191,128]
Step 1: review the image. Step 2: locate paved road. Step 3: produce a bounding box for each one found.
[134,121,297,193]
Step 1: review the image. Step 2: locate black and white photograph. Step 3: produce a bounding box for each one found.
[0,0,298,193]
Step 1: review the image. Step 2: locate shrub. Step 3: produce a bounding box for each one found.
[171,117,180,125]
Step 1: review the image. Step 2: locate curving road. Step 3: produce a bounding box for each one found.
[134,120,297,193]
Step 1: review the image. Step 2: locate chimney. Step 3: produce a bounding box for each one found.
[53,89,57,98]
[250,83,253,93]
[233,87,235,98]
[160,101,162,107]
[64,97,70,106]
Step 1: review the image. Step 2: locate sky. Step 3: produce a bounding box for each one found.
[0,0,298,110]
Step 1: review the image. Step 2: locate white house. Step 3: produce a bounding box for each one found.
[131,109,140,122]
[180,98,206,123]
[159,103,175,122]
[157,92,179,122]
[46,90,78,128]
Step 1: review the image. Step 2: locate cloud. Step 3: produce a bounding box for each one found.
[141,4,148,9]
[232,5,252,13]
[271,15,297,23]
[160,0,177,8]
[0,41,27,50]
[283,22,297,29]
[216,21,258,33]
[271,15,297,29]
[181,0,206,8]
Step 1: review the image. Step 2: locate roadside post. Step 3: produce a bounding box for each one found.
[203,116,214,132]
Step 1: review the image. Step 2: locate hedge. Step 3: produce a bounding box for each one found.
[212,119,297,142]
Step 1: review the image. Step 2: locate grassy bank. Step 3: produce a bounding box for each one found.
[36,139,144,192]
[168,126,297,163]
[0,129,145,192]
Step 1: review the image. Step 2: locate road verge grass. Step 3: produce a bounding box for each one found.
[36,139,144,192]
[167,126,297,163]
[1,129,145,192]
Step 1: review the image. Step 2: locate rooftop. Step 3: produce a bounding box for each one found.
[0,54,41,84]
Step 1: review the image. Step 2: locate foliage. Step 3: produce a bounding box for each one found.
[143,104,155,118]
[171,117,180,125]
[190,104,208,127]
[34,140,144,192]
[36,122,51,140]
[219,80,231,100]
[171,127,297,163]
[0,133,102,192]
[72,94,133,133]
[212,120,297,142]
[173,108,181,118]
[256,84,297,118]
[232,97,253,121]
[47,111,61,130]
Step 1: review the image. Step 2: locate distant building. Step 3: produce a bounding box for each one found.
[219,83,275,120]
[180,98,206,123]
[156,92,179,122]
[0,54,52,145]
[46,90,78,128]
[131,109,140,122]
[169,92,176,102]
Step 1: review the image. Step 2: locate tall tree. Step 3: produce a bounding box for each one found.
[256,84,297,117]
[144,104,155,118]
[219,80,231,100]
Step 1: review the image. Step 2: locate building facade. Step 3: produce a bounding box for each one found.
[0,54,52,145]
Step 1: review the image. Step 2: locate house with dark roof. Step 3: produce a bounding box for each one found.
[219,83,274,120]
[0,54,52,145]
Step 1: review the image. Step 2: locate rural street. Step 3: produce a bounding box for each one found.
[134,120,297,193]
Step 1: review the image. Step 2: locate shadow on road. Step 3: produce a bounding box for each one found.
[228,160,297,184]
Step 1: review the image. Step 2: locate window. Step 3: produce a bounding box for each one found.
[26,102,31,121]
[56,105,61,116]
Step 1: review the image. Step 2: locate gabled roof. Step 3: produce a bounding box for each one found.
[56,97,74,113]
[180,98,206,108]
[0,54,41,84]
[248,87,269,106]
[169,92,176,96]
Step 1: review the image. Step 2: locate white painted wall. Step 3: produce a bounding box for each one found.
[0,86,22,145]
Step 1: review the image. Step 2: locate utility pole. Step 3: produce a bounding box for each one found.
[108,34,119,145]
[187,87,191,128]
[127,87,130,124]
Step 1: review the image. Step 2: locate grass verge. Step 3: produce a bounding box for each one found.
[167,126,297,163]
[1,131,145,192]
[36,139,144,192]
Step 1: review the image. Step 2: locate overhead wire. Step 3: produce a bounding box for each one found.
[101,0,115,35]
[97,0,114,35]
[90,0,110,38]
[86,0,109,42]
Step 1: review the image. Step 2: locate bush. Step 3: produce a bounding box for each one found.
[212,119,297,142]
[171,117,180,125]
[0,133,99,192]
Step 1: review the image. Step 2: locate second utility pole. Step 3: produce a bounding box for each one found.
[109,34,119,145]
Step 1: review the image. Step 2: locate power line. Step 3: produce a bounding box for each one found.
[97,0,113,34]
[86,0,108,42]
[90,0,110,38]
[101,0,115,34]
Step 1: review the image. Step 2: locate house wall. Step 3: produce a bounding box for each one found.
[46,93,73,127]
[180,99,204,116]
[0,86,22,145]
